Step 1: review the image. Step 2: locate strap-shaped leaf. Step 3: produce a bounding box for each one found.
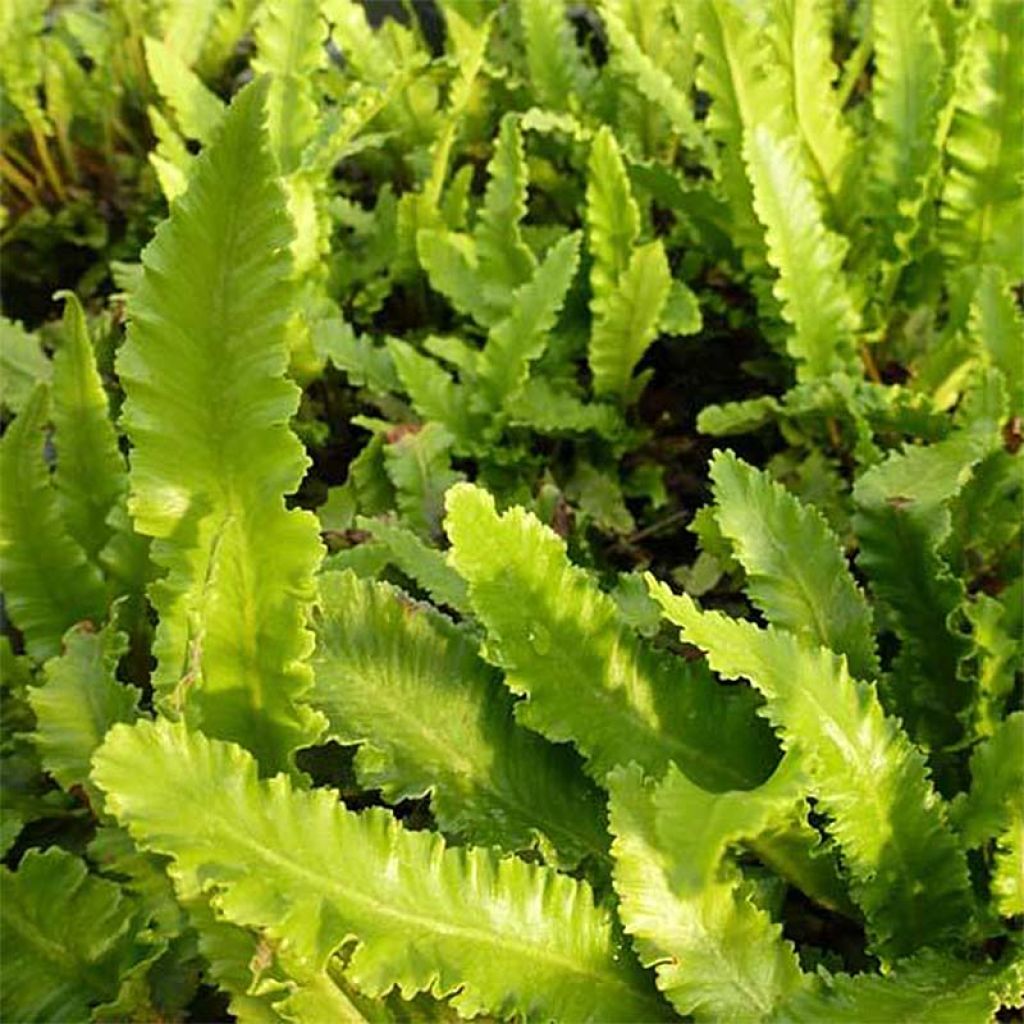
[586,126,640,318]
[311,570,607,867]
[479,232,580,408]
[383,423,462,541]
[649,582,975,961]
[743,125,859,379]
[474,114,536,297]
[608,761,809,1020]
[776,949,1024,1023]
[144,35,225,144]
[852,427,999,748]
[519,0,590,112]
[29,622,137,800]
[0,317,50,414]
[444,483,778,788]
[589,240,672,400]
[51,293,126,564]
[970,265,1024,416]
[506,377,627,441]
[0,385,106,660]
[867,0,946,261]
[92,718,671,1023]
[938,0,1023,278]
[117,81,325,772]
[710,450,878,680]
[1,847,149,1023]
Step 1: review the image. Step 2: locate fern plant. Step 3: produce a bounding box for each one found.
[1,1,1022,1021]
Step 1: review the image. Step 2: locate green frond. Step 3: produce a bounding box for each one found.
[852,424,1002,748]
[311,570,607,866]
[416,229,496,327]
[867,0,946,261]
[117,81,325,772]
[649,582,975,960]
[444,483,779,787]
[253,0,324,174]
[0,386,106,660]
[519,0,590,112]
[709,450,878,680]
[742,125,860,379]
[608,761,809,1020]
[1,847,149,1023]
[969,265,1024,416]
[51,293,126,564]
[160,0,222,67]
[776,948,1024,1023]
[586,127,641,316]
[29,622,137,801]
[479,232,580,408]
[383,423,462,540]
[0,317,50,415]
[473,114,536,296]
[385,339,473,442]
[92,718,671,1023]
[506,377,627,440]
[939,0,1023,279]
[144,35,225,144]
[589,240,671,400]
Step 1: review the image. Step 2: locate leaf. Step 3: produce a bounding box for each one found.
[1,847,149,1023]
[775,949,1024,1023]
[505,378,627,441]
[852,426,1000,748]
[649,582,976,961]
[311,570,608,867]
[0,317,50,415]
[315,319,400,393]
[479,232,581,407]
[444,483,779,788]
[416,229,495,328]
[519,0,590,112]
[709,450,879,680]
[586,127,640,318]
[117,81,325,772]
[938,0,1023,278]
[144,35,225,144]
[742,125,860,379]
[608,762,809,1020]
[969,265,1024,416]
[473,114,536,297]
[92,718,671,1023]
[0,386,106,660]
[589,240,671,400]
[51,292,126,564]
[386,338,472,441]
[29,622,138,800]
[383,423,463,540]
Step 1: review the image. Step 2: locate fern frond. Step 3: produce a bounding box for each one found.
[649,583,975,960]
[852,427,1001,748]
[506,377,627,440]
[938,0,1023,279]
[51,293,126,565]
[0,317,50,415]
[776,948,1024,1023]
[474,114,536,297]
[970,265,1024,416]
[743,125,860,379]
[519,0,590,112]
[479,232,580,408]
[92,718,671,1023]
[160,0,222,67]
[1,847,149,1023]
[29,623,137,801]
[709,450,878,680]
[444,484,778,788]
[867,0,946,261]
[385,338,473,441]
[383,423,462,540]
[144,35,225,144]
[117,81,325,772]
[0,386,106,660]
[608,761,809,1020]
[589,240,672,400]
[311,570,607,866]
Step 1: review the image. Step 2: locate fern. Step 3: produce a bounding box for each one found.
[650,582,976,960]
[0,317,50,414]
[608,761,810,1020]
[519,0,590,113]
[444,483,778,788]
[709,450,879,680]
[310,570,607,866]
[93,718,671,1023]
[0,386,106,659]
[117,81,325,772]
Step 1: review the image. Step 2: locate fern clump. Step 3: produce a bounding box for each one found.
[1,0,1021,1020]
